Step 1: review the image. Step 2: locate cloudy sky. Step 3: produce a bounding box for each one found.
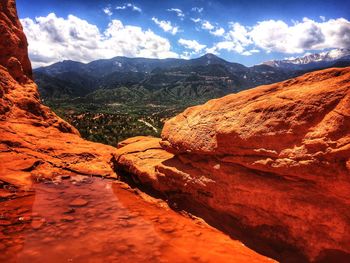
[17,0,350,68]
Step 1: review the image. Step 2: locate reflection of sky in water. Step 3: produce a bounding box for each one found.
[1,176,273,263]
[15,177,161,262]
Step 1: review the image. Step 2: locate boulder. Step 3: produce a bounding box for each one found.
[116,67,350,262]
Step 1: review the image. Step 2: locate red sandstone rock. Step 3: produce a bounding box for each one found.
[69,198,88,207]
[0,0,32,80]
[115,67,350,262]
[0,0,119,189]
[0,1,275,262]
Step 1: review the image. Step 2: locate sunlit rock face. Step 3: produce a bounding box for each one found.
[0,0,118,189]
[0,1,277,262]
[1,0,350,261]
[116,67,350,262]
[0,0,31,80]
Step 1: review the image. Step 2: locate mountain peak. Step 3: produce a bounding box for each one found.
[200,53,220,60]
[262,48,350,70]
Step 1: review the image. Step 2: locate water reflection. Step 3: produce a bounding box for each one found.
[0,175,273,263]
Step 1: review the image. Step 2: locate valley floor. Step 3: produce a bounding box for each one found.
[47,102,189,146]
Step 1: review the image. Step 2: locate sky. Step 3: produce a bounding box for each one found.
[16,0,350,68]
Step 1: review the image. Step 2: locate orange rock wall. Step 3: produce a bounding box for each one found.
[0,0,118,189]
[116,68,350,262]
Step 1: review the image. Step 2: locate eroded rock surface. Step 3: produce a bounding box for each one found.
[0,1,276,262]
[116,67,350,262]
[0,0,119,189]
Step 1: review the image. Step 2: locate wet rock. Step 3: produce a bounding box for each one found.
[17,208,30,214]
[23,249,40,257]
[64,208,75,214]
[0,220,12,226]
[72,230,81,238]
[118,215,132,220]
[18,215,31,222]
[115,244,130,253]
[119,221,137,228]
[160,226,176,233]
[150,216,160,222]
[0,243,5,251]
[69,198,88,207]
[194,231,202,237]
[0,191,14,199]
[91,245,103,253]
[31,219,44,230]
[97,213,109,219]
[60,215,75,222]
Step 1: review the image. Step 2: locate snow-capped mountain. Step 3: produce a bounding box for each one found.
[263,49,350,70]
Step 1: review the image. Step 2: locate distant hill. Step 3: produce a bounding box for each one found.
[34,51,349,105]
[34,53,289,105]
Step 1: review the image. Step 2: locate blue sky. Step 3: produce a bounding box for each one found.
[17,0,350,67]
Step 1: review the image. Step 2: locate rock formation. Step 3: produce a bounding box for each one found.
[1,0,349,261]
[0,1,276,262]
[0,0,120,189]
[116,67,350,262]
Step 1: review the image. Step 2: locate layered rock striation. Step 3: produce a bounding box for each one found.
[116,67,350,262]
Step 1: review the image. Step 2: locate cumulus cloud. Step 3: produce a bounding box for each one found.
[210,27,225,36]
[21,13,178,68]
[241,49,260,56]
[247,18,350,54]
[151,17,179,35]
[208,17,350,56]
[201,20,215,30]
[207,41,244,55]
[167,8,185,19]
[191,18,224,37]
[103,7,113,16]
[178,38,206,53]
[116,3,142,13]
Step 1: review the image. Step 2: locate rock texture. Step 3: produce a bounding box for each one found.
[0,0,119,190]
[116,67,350,262]
[0,1,275,262]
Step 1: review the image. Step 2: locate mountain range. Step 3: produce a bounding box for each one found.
[34,49,350,105]
[263,48,350,70]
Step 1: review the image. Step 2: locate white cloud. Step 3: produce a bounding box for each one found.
[191,18,201,23]
[179,51,192,59]
[191,18,225,37]
[103,7,113,16]
[210,27,225,36]
[211,18,350,55]
[214,41,244,53]
[191,7,203,13]
[320,16,326,22]
[249,18,350,53]
[21,13,178,68]
[201,20,215,30]
[167,8,185,19]
[241,49,260,56]
[205,46,219,55]
[116,3,142,13]
[152,17,179,35]
[178,38,206,53]
[226,22,252,46]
